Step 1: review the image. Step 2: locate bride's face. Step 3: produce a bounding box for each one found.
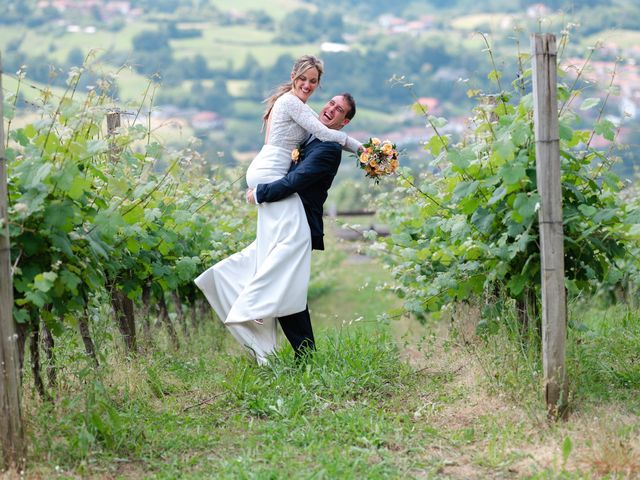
[291,67,319,103]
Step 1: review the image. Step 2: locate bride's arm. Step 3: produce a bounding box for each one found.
[285,94,362,153]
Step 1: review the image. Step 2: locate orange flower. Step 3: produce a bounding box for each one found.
[291,148,300,162]
[359,151,369,164]
[381,142,394,156]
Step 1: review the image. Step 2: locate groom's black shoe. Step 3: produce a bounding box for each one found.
[278,306,315,361]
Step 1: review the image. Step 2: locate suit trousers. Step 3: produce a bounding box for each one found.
[278,306,315,359]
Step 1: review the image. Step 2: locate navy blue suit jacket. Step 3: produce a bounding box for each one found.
[255,139,342,250]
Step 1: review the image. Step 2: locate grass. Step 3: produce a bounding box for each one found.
[13,231,640,478]
[583,29,640,48]
[2,72,70,105]
[0,21,158,63]
[168,25,318,70]
[24,322,430,478]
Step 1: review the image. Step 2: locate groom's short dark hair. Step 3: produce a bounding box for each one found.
[340,92,356,120]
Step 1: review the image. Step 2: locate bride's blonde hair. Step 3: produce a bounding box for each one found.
[262,55,324,123]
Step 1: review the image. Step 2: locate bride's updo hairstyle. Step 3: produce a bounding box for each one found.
[262,55,324,122]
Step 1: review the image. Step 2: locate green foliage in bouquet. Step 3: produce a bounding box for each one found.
[378,33,639,325]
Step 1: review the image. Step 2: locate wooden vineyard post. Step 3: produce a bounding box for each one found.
[531,34,568,418]
[105,111,138,354]
[0,51,26,470]
[106,110,121,163]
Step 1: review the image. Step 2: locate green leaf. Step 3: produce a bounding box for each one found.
[158,241,172,256]
[488,186,507,206]
[87,139,109,155]
[59,270,82,295]
[471,208,495,235]
[123,205,145,225]
[86,234,110,258]
[459,195,480,215]
[33,271,58,293]
[50,232,74,257]
[425,134,448,156]
[448,149,472,170]
[578,205,597,217]
[55,163,80,195]
[566,129,590,149]
[126,237,140,254]
[24,290,47,308]
[507,274,527,297]
[501,164,527,186]
[24,124,38,138]
[391,232,413,247]
[579,98,600,110]
[175,256,200,281]
[561,436,573,466]
[592,208,617,223]
[23,162,53,189]
[511,123,530,146]
[559,121,573,142]
[495,138,516,162]
[453,180,479,201]
[602,172,621,191]
[428,115,448,129]
[94,210,125,238]
[44,202,76,233]
[514,193,540,220]
[14,129,33,151]
[488,69,502,84]
[68,175,92,200]
[594,119,615,142]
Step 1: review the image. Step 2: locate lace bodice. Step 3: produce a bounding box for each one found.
[266,93,360,153]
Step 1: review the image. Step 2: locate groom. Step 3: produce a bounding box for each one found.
[246,92,357,359]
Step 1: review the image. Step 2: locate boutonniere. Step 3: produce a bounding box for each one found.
[291,145,304,163]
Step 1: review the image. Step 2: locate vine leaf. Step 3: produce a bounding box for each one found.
[579,97,600,110]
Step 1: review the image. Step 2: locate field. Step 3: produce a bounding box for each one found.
[584,28,640,48]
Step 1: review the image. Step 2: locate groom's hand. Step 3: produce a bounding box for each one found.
[246,188,257,204]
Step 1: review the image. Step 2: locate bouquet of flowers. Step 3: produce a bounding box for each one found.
[357,138,399,183]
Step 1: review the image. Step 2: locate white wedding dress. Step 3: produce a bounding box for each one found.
[195,92,360,364]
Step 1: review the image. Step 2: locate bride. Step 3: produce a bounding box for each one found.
[195,55,361,364]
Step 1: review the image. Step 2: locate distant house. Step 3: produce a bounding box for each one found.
[104,1,131,15]
[38,0,139,20]
[321,42,350,53]
[378,14,434,34]
[526,3,550,18]
[191,111,224,131]
[416,97,441,114]
[38,0,102,13]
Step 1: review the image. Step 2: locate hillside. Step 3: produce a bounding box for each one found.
[1,0,639,179]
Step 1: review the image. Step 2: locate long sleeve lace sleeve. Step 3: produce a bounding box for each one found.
[284,94,362,153]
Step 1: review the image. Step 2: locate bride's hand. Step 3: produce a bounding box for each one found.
[246,188,256,204]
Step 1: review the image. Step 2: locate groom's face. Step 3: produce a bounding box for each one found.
[319,96,351,130]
